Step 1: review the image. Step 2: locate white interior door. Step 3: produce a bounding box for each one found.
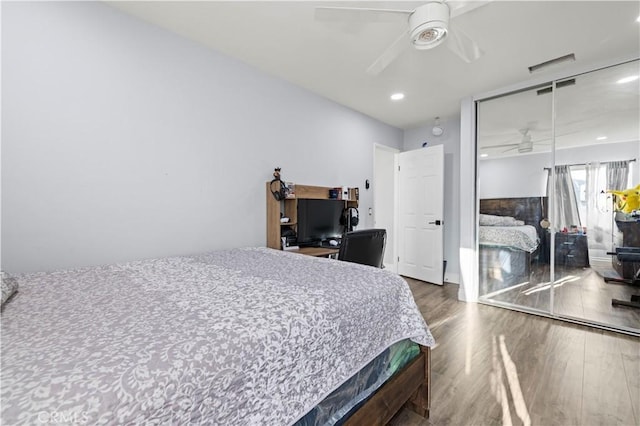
[397,145,444,284]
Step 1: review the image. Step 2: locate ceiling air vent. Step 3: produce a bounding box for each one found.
[528,53,576,73]
[536,78,576,96]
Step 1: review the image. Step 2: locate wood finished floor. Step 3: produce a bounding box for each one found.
[390,279,640,426]
[480,263,640,331]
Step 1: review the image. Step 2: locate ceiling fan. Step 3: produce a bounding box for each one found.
[483,128,549,154]
[481,126,587,155]
[315,1,489,75]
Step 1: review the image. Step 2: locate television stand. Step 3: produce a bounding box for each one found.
[319,240,341,249]
[289,247,339,258]
[266,182,359,251]
[297,239,341,249]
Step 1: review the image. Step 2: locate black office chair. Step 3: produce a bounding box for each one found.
[605,247,640,309]
[338,229,387,268]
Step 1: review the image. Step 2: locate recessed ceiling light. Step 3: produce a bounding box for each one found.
[596,136,608,141]
[617,75,639,84]
[390,93,405,101]
[480,153,489,158]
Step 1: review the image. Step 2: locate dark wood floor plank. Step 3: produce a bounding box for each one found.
[480,264,640,330]
[617,336,640,425]
[526,323,586,426]
[581,330,637,426]
[392,279,640,426]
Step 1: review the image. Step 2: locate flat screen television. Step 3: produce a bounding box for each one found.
[297,199,344,246]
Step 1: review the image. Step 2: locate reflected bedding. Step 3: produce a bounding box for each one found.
[479,225,540,253]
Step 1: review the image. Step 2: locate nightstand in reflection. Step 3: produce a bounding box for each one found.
[554,233,589,268]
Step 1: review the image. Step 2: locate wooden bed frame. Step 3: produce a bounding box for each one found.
[480,197,547,239]
[345,345,431,425]
[478,197,548,292]
[479,196,548,269]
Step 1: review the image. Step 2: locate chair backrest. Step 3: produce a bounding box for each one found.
[338,229,387,268]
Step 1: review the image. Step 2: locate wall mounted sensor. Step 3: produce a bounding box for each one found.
[432,117,444,136]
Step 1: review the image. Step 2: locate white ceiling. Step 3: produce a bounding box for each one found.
[477,59,640,157]
[108,1,640,134]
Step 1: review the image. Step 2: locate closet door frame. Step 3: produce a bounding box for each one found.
[459,54,640,336]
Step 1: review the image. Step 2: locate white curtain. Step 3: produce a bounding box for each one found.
[607,160,631,194]
[584,161,629,259]
[585,163,611,255]
[548,165,582,230]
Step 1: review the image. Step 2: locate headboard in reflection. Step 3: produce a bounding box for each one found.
[479,197,548,240]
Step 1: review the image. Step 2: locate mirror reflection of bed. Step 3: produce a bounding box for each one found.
[478,197,549,306]
[478,197,639,329]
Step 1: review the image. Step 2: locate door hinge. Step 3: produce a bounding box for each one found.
[397,256,400,262]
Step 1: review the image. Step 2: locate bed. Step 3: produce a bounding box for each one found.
[1,247,434,425]
[479,197,547,289]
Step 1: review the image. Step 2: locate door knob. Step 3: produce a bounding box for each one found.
[428,220,442,225]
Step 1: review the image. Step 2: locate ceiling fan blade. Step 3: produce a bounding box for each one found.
[532,129,583,144]
[446,22,483,63]
[482,143,519,149]
[502,146,519,153]
[448,0,492,19]
[366,31,409,76]
[314,6,412,23]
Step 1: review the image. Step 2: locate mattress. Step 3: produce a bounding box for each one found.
[1,247,434,425]
[297,339,419,426]
[479,225,540,253]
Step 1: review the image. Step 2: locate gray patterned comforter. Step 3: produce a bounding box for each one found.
[479,225,540,253]
[1,248,434,425]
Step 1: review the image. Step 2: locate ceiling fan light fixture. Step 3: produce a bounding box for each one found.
[409,2,450,50]
[412,26,447,48]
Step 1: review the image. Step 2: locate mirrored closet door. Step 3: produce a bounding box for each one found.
[477,59,639,334]
[476,84,554,315]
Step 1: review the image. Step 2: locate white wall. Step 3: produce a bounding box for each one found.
[478,155,549,199]
[478,140,640,199]
[1,2,403,273]
[373,145,397,270]
[458,99,477,301]
[403,116,461,284]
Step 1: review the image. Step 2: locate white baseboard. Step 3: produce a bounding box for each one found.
[444,272,460,284]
